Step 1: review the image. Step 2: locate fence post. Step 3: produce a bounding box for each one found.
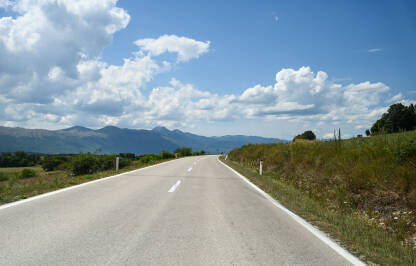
[259,160,263,176]
[116,156,119,172]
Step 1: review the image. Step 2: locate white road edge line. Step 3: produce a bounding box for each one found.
[217,156,365,266]
[168,180,182,192]
[0,158,183,211]
[187,167,192,172]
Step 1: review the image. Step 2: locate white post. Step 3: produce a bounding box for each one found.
[225,154,228,160]
[259,160,263,176]
[116,156,119,172]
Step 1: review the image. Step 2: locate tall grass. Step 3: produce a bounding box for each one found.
[227,130,416,264]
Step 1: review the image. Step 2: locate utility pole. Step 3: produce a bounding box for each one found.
[338,128,341,141]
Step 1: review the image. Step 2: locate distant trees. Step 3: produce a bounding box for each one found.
[41,155,69,171]
[193,150,205,156]
[175,147,192,157]
[293,130,316,141]
[368,103,416,135]
[0,151,40,167]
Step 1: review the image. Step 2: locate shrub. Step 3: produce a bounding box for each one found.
[97,155,116,171]
[159,151,175,159]
[118,157,130,169]
[41,156,68,171]
[71,154,98,176]
[19,169,36,179]
[139,154,161,163]
[175,147,192,157]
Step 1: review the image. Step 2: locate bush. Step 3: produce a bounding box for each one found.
[97,155,116,171]
[159,151,175,159]
[175,147,192,157]
[19,169,36,179]
[41,156,68,171]
[139,154,161,164]
[71,154,98,176]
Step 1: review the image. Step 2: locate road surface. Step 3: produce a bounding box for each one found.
[0,155,360,265]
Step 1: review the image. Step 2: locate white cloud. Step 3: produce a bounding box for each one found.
[135,35,210,62]
[0,0,212,130]
[0,0,131,104]
[0,0,11,8]
[368,48,382,53]
[0,1,410,139]
[388,93,403,103]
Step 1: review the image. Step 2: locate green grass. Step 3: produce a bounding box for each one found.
[0,159,174,205]
[0,166,42,173]
[224,130,416,265]
[221,158,416,265]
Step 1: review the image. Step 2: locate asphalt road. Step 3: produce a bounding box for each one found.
[0,155,361,265]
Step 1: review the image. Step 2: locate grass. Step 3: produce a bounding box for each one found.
[223,130,416,265]
[0,159,174,205]
[0,166,42,173]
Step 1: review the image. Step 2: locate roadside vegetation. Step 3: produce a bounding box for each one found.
[0,147,203,205]
[223,103,416,265]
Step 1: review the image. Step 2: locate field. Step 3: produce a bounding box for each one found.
[0,158,173,205]
[224,130,416,265]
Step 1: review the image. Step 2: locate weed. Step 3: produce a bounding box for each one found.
[19,169,36,179]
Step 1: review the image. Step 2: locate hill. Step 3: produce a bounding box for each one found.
[0,126,282,154]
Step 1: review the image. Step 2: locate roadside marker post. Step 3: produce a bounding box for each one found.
[116,156,119,172]
[259,160,263,175]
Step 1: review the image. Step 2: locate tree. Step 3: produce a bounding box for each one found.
[365,129,371,136]
[370,103,416,135]
[174,147,192,157]
[293,130,316,141]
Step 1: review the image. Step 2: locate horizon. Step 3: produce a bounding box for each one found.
[1,124,283,139]
[0,0,415,139]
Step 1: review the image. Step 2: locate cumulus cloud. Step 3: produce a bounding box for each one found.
[0,0,11,8]
[0,0,130,104]
[135,35,210,62]
[230,67,395,134]
[0,0,210,129]
[0,1,409,139]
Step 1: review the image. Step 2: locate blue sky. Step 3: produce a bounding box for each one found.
[0,0,415,139]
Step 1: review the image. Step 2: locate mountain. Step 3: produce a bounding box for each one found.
[0,126,284,154]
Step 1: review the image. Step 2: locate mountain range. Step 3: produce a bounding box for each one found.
[0,126,284,154]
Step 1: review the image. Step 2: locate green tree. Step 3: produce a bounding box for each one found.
[174,147,192,157]
[293,130,316,141]
[370,103,416,135]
